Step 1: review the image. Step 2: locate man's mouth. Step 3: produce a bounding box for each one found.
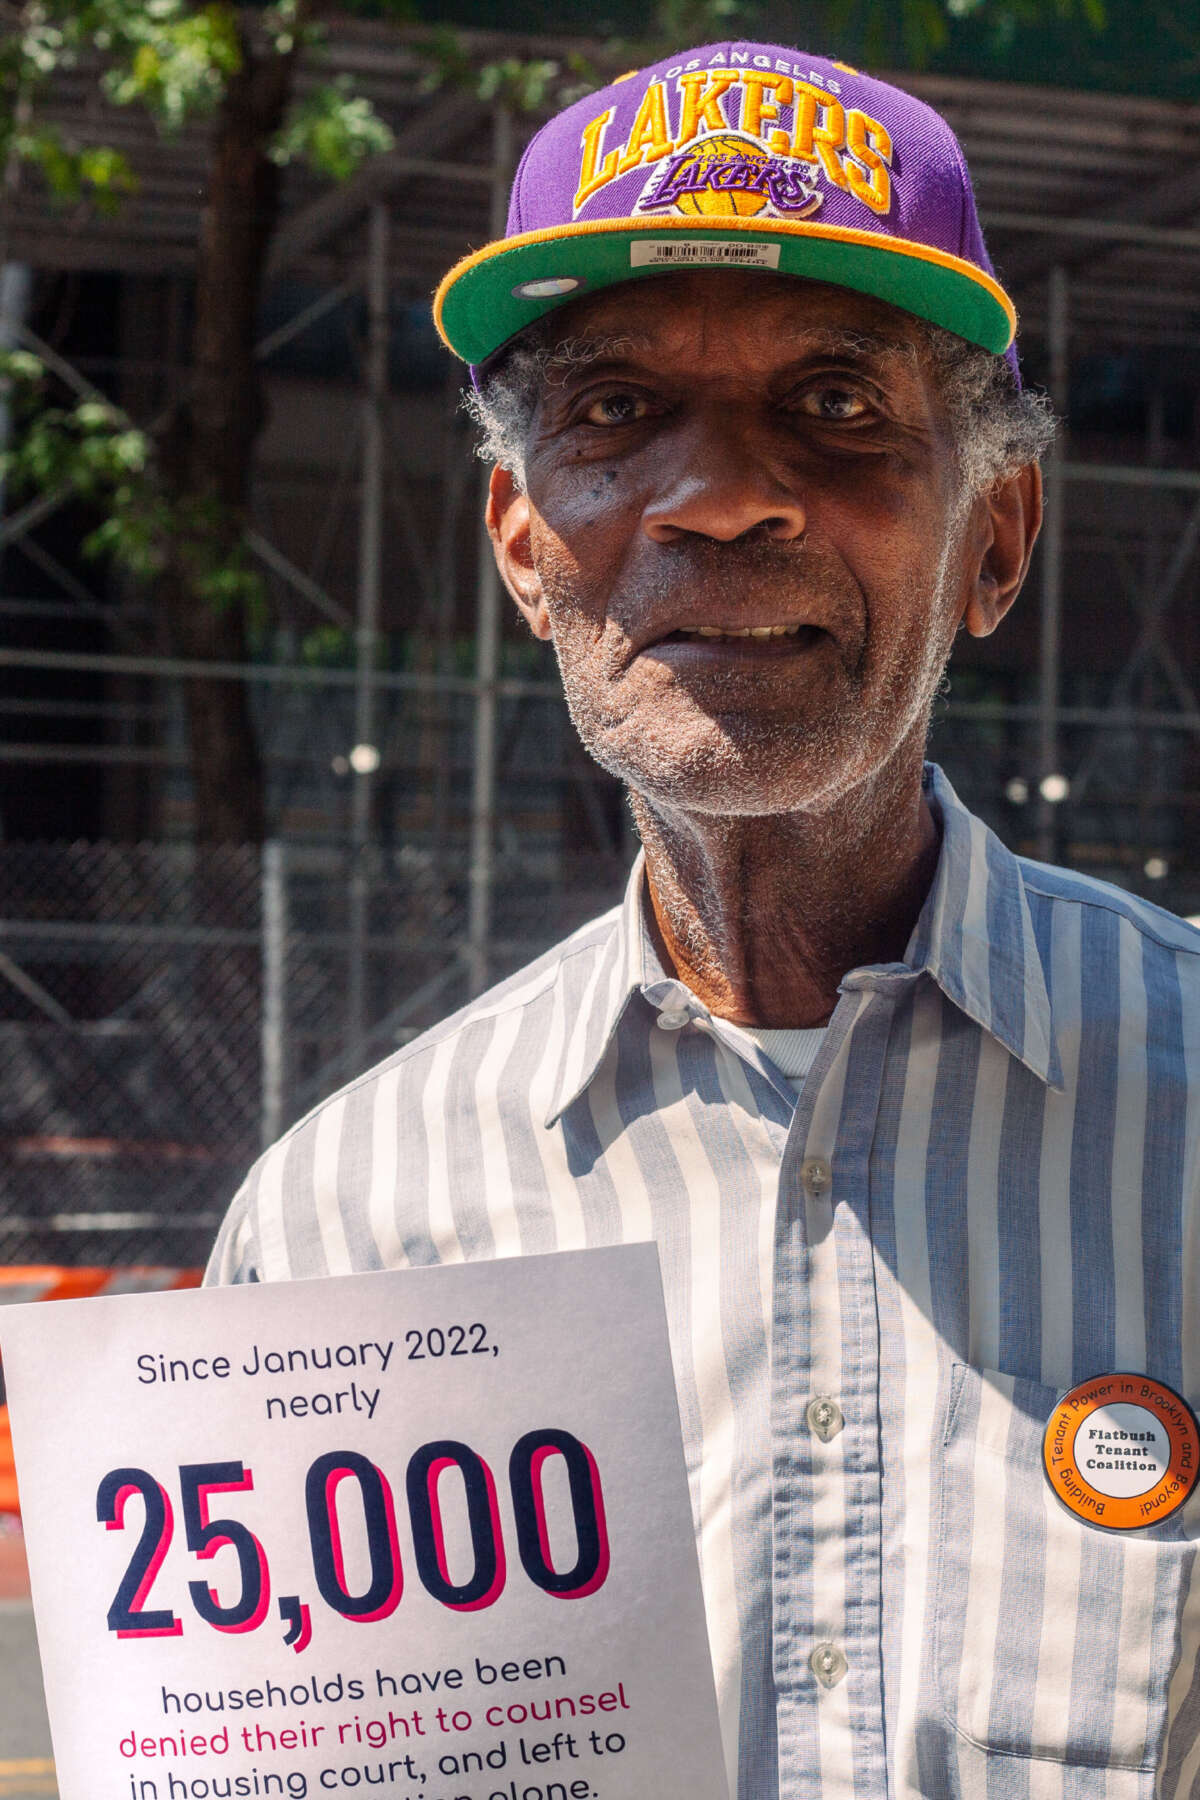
[654,623,825,646]
[675,623,804,640]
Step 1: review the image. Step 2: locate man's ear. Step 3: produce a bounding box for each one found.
[962,461,1043,638]
[487,465,552,640]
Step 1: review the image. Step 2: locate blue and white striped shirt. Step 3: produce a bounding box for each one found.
[208,764,1200,1800]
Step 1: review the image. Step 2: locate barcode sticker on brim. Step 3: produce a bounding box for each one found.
[630,240,782,269]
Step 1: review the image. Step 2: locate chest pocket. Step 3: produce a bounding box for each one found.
[934,1363,1198,1776]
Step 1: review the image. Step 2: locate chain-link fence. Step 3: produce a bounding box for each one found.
[0,841,624,1268]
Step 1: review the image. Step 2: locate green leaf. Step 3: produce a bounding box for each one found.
[18,126,80,199]
[195,557,267,619]
[73,400,119,430]
[301,624,355,667]
[271,77,394,180]
[411,34,605,115]
[102,2,243,130]
[650,0,755,48]
[77,143,139,212]
[261,0,325,56]
[0,350,46,388]
[476,56,565,113]
[17,21,68,78]
[410,26,477,96]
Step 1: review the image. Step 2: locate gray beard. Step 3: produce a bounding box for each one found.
[540,523,963,828]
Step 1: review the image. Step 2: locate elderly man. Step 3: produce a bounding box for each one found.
[209,41,1200,1800]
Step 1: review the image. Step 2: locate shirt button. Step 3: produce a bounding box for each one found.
[810,1642,848,1689]
[801,1156,832,1197]
[807,1396,844,1442]
[656,1007,690,1031]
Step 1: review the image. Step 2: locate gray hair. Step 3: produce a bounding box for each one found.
[466,308,1055,501]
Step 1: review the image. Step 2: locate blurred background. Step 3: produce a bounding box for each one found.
[0,0,1198,1273]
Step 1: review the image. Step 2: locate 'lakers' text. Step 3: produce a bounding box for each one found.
[575,58,892,218]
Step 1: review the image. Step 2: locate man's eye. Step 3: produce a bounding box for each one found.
[583,392,650,426]
[796,386,870,421]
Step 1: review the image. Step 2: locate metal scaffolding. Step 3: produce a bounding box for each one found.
[0,37,1197,861]
[0,27,1198,1253]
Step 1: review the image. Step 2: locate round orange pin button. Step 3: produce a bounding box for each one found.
[1043,1373,1200,1532]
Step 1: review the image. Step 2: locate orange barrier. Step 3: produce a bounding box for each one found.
[0,1267,202,1516]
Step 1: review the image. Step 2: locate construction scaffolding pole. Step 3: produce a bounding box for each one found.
[347,202,389,1066]
[261,838,288,1149]
[1037,265,1069,864]
[467,106,513,998]
[0,262,32,569]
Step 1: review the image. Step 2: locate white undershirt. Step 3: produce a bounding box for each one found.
[724,1023,827,1095]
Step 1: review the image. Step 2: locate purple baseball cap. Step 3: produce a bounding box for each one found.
[434,41,1017,371]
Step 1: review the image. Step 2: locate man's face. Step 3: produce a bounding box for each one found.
[492,272,1008,820]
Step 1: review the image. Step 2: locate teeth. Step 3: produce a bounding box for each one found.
[680,623,803,640]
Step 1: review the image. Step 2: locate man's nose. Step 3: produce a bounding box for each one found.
[641,423,806,544]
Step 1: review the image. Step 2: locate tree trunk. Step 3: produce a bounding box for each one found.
[162,31,298,844]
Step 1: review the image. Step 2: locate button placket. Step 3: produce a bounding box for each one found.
[770,984,893,1791]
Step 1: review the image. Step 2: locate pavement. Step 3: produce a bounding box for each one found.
[0,1526,57,1800]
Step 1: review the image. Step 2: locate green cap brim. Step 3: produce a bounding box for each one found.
[434,215,1017,367]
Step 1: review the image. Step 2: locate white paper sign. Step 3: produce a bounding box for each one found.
[1,1245,728,1800]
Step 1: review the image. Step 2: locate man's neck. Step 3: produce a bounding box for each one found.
[633,751,941,1029]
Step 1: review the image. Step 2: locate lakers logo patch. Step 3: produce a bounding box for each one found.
[638,132,822,221]
[1042,1373,1200,1532]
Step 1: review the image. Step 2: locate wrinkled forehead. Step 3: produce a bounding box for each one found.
[525,269,929,374]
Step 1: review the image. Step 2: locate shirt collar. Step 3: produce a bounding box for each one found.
[544,762,1061,1126]
[902,764,1062,1089]
[542,853,656,1127]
